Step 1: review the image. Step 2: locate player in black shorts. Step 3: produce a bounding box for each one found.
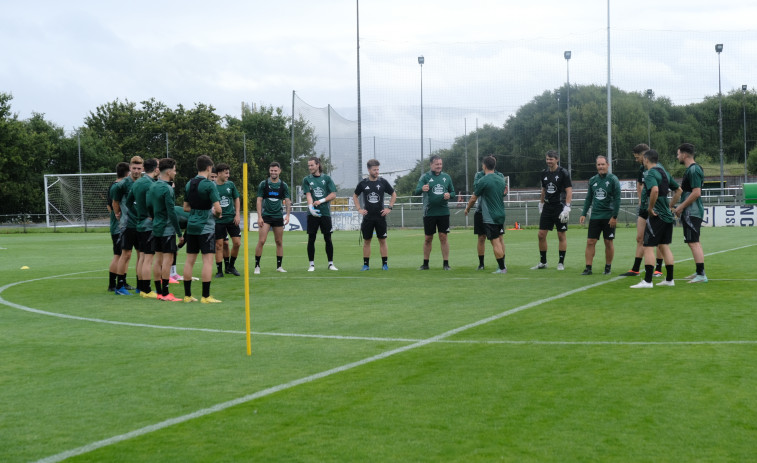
[353,159,396,271]
[532,150,572,270]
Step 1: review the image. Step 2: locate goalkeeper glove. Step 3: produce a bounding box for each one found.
[538,202,544,214]
[308,204,322,217]
[559,205,571,223]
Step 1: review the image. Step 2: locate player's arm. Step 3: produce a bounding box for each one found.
[352,193,366,216]
[233,196,241,225]
[166,193,182,239]
[464,194,478,215]
[610,178,621,227]
[283,198,291,225]
[183,201,191,213]
[315,191,337,207]
[212,201,222,218]
[670,186,683,214]
[674,187,700,216]
[647,186,659,217]
[445,178,455,201]
[256,197,264,227]
[414,173,428,195]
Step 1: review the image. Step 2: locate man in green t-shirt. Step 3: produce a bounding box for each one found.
[471,168,507,270]
[631,149,682,288]
[579,155,621,275]
[674,143,708,283]
[255,162,291,274]
[465,156,508,274]
[148,158,184,302]
[112,156,143,295]
[302,157,338,272]
[131,158,160,298]
[414,155,456,270]
[212,163,242,278]
[182,155,222,303]
[106,162,130,292]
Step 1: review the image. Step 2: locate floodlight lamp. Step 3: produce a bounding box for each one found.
[564,51,571,60]
[646,89,653,97]
[743,84,748,92]
[715,44,723,53]
[556,90,560,98]
[418,56,424,65]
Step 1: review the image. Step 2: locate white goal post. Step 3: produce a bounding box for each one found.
[44,172,116,228]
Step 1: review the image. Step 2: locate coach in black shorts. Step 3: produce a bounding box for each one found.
[532,150,573,270]
[353,159,396,271]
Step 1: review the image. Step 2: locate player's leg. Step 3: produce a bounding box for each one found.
[584,238,597,274]
[199,233,220,302]
[273,225,285,271]
[438,216,451,269]
[255,222,270,271]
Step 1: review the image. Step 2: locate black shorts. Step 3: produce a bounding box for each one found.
[643,216,673,247]
[262,216,285,228]
[539,205,568,232]
[361,215,388,240]
[111,233,122,255]
[483,222,504,241]
[681,213,702,243]
[215,222,241,240]
[119,227,139,252]
[423,215,450,236]
[185,233,216,254]
[473,211,485,235]
[638,208,649,220]
[307,215,333,235]
[154,235,178,254]
[587,218,616,241]
[137,230,155,255]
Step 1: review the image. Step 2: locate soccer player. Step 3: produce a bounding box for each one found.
[353,159,396,271]
[302,157,338,271]
[674,143,708,283]
[471,163,507,270]
[212,163,242,277]
[131,158,160,298]
[148,158,184,301]
[532,150,572,270]
[630,149,682,288]
[464,156,508,274]
[112,155,144,295]
[579,155,621,275]
[255,162,291,274]
[414,155,456,270]
[106,162,130,292]
[182,155,222,303]
[620,143,663,278]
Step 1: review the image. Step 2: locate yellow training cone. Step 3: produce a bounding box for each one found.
[20,266,30,270]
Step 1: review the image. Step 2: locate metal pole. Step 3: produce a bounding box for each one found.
[557,91,561,158]
[356,0,363,182]
[743,84,748,183]
[464,118,469,195]
[77,131,87,230]
[716,44,725,194]
[166,132,169,158]
[647,90,653,147]
[291,90,296,189]
[327,104,332,172]
[606,0,613,173]
[419,56,424,164]
[565,51,572,176]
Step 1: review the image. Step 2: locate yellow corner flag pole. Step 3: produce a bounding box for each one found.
[243,138,252,355]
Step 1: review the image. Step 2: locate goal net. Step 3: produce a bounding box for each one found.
[44,173,116,228]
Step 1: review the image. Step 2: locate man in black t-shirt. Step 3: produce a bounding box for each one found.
[353,159,396,271]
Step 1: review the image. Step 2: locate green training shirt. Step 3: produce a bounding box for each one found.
[581,172,621,220]
[681,163,705,218]
[414,171,455,217]
[148,179,181,238]
[215,180,241,224]
[184,175,221,235]
[302,173,337,217]
[131,175,156,232]
[473,172,507,225]
[643,165,679,224]
[257,179,290,218]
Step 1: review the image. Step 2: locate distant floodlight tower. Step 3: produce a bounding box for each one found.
[557,90,561,158]
[716,43,725,193]
[646,89,653,147]
[418,55,425,164]
[564,50,572,176]
[743,84,749,182]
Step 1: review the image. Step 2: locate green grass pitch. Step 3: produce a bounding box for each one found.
[1,226,756,462]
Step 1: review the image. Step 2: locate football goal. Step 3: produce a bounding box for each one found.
[44,173,116,228]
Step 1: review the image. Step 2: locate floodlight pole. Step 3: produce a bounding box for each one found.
[356,0,363,181]
[557,90,561,158]
[419,55,425,165]
[716,43,725,194]
[744,84,749,183]
[565,51,572,176]
[646,89,653,147]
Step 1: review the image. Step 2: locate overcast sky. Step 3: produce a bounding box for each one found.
[3,0,756,138]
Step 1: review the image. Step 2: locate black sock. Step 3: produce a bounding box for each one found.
[108,272,116,288]
[224,257,230,268]
[478,255,485,266]
[162,279,169,296]
[382,256,388,265]
[202,281,211,298]
[559,251,566,264]
[116,274,125,289]
[605,264,612,273]
[666,264,674,281]
[255,256,261,267]
[443,260,449,267]
[632,257,642,272]
[655,259,663,272]
[423,259,429,266]
[539,251,547,264]
[154,280,162,294]
[229,256,236,268]
[696,262,705,275]
[497,257,505,270]
[364,257,370,266]
[277,256,283,268]
[217,262,223,273]
[184,280,192,297]
[586,265,592,271]
[644,264,654,283]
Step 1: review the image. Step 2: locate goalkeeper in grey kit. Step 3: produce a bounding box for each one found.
[532,150,573,270]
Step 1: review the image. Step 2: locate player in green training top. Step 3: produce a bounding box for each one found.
[212,163,242,278]
[414,155,456,270]
[579,155,621,275]
[107,162,130,292]
[631,149,682,288]
[131,158,160,298]
[302,156,338,271]
[255,161,291,274]
[674,143,708,283]
[471,166,507,270]
[112,155,143,295]
[148,158,184,301]
[182,155,222,303]
[465,156,508,273]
